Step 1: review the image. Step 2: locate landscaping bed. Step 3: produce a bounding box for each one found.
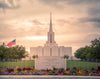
[0,66,100,76]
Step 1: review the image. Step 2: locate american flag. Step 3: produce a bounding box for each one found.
[7,39,16,47]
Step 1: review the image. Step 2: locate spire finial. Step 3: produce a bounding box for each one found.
[49,12,53,32]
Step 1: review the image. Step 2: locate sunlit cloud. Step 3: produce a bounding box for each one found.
[0,0,100,54]
[25,36,47,40]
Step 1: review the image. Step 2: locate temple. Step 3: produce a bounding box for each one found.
[29,13,72,69]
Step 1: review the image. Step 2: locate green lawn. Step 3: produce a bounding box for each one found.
[0,60,100,69]
[0,61,35,68]
[67,60,100,69]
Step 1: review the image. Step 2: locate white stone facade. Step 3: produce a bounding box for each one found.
[30,13,72,69]
[30,46,72,60]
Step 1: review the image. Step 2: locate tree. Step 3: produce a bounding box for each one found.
[74,46,90,60]
[75,37,100,60]
[32,55,38,59]
[91,37,100,47]
[14,45,28,60]
[90,37,100,59]
[0,44,28,61]
[74,47,85,60]
[0,45,6,61]
[90,45,100,59]
[4,47,13,60]
[63,55,69,60]
[9,45,28,61]
[81,46,91,60]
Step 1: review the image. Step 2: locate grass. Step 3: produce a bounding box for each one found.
[67,60,100,69]
[0,60,100,69]
[0,61,35,68]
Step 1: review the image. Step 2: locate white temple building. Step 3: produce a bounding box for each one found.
[29,13,72,69]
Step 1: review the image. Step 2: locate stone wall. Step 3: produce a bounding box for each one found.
[35,56,66,70]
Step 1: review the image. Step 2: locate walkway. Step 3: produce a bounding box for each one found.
[0,75,100,79]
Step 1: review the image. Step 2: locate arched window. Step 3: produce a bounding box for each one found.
[50,48,52,56]
[50,34,52,43]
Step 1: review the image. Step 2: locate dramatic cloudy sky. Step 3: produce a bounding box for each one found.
[0,0,100,55]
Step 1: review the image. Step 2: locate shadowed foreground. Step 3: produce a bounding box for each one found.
[0,76,100,79]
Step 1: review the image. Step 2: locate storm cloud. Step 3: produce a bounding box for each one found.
[0,0,100,54]
[0,0,20,13]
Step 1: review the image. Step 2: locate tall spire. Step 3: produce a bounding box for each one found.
[49,12,53,32]
[45,12,57,46]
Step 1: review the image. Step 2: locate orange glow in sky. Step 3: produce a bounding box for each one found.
[0,0,100,55]
[26,36,47,40]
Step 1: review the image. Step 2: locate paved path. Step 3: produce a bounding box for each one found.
[0,75,100,79]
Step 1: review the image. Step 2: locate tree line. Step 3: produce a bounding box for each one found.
[74,37,100,61]
[0,44,28,61]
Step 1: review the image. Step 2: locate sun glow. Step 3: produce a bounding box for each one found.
[22,22,33,26]
[26,36,47,40]
[26,49,30,54]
